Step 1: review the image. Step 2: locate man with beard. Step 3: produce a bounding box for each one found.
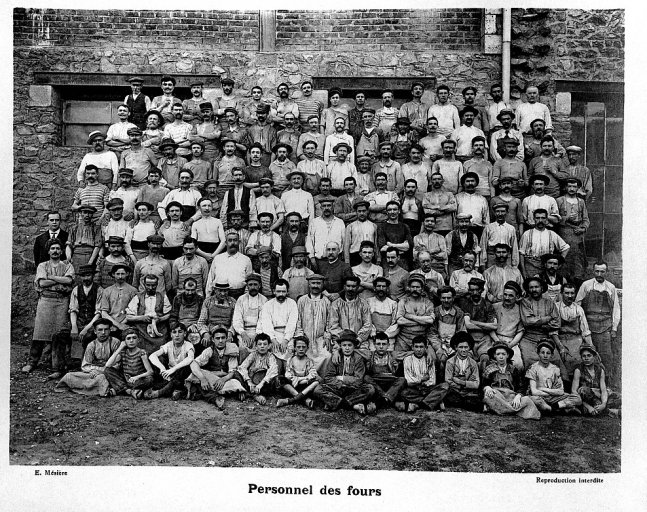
[455,172,489,240]
[190,102,221,164]
[524,118,566,163]
[244,144,273,195]
[281,246,314,301]
[109,168,139,219]
[276,113,301,166]
[539,254,569,303]
[372,141,403,193]
[151,75,181,124]
[162,103,193,159]
[401,145,431,201]
[106,104,137,157]
[329,275,373,357]
[232,273,267,352]
[519,276,567,376]
[197,282,237,348]
[383,247,410,301]
[419,117,444,164]
[429,286,467,375]
[376,201,413,271]
[259,279,299,363]
[213,77,242,131]
[269,143,297,197]
[483,244,523,304]
[183,141,212,191]
[297,116,326,163]
[98,264,138,339]
[280,211,307,270]
[481,203,520,269]
[220,167,258,229]
[394,274,435,361]
[528,136,570,199]
[254,177,285,231]
[119,127,159,189]
[461,86,489,133]
[411,250,446,300]
[422,172,457,237]
[448,251,483,298]
[427,84,460,136]
[295,80,324,131]
[564,146,593,202]
[224,211,251,254]
[66,204,102,270]
[295,274,332,369]
[457,278,497,371]
[390,117,418,165]
[367,277,399,348]
[519,209,569,279]
[515,86,553,140]
[242,86,275,126]
[182,81,207,127]
[78,131,120,189]
[156,138,187,189]
[206,232,253,300]
[307,199,346,272]
[334,177,362,226]
[282,171,315,231]
[452,107,487,161]
[170,277,205,332]
[364,172,399,224]
[556,177,590,283]
[248,103,277,168]
[158,169,202,222]
[486,84,512,131]
[556,282,594,378]
[376,90,399,135]
[348,90,367,135]
[490,177,524,238]
[324,118,355,168]
[220,109,253,160]
[575,261,621,386]
[463,136,494,201]
[490,281,525,371]
[125,275,172,353]
[431,139,463,195]
[71,165,110,221]
[399,81,431,136]
[245,214,281,271]
[172,237,209,295]
[344,200,377,267]
[102,199,135,261]
[319,242,354,302]
[413,214,447,278]
[132,234,172,296]
[354,108,384,162]
[445,213,482,276]
[490,109,524,162]
[521,175,561,229]
[274,82,300,128]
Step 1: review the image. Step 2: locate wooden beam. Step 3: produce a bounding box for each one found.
[32,72,221,88]
[259,10,276,53]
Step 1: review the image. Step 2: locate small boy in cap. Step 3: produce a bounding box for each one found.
[312,329,375,415]
[276,335,321,409]
[572,345,621,416]
[443,331,481,412]
[235,332,280,405]
[364,331,406,413]
[565,146,593,202]
[281,245,314,300]
[526,338,582,414]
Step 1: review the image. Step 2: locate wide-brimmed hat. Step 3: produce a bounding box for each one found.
[291,246,308,256]
[126,127,142,136]
[286,170,305,181]
[566,145,583,153]
[579,344,599,358]
[487,342,514,361]
[134,201,154,211]
[332,142,352,153]
[338,329,359,346]
[87,131,105,144]
[460,171,480,186]
[78,204,97,214]
[272,142,293,155]
[144,110,165,127]
[159,137,178,150]
[459,105,479,117]
[530,174,550,185]
[496,109,515,121]
[214,282,230,290]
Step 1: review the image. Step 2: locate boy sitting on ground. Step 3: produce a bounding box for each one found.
[443,331,481,412]
[276,335,320,409]
[399,335,450,413]
[104,328,154,399]
[572,344,621,417]
[235,333,279,405]
[364,332,406,413]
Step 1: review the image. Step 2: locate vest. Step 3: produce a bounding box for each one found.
[206,298,235,328]
[77,283,99,327]
[226,186,251,216]
[203,342,239,372]
[449,229,476,265]
[126,94,148,127]
[136,291,164,316]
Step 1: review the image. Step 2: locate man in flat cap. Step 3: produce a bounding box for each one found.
[515,85,553,139]
[489,109,524,161]
[182,80,207,127]
[71,164,110,220]
[232,273,267,351]
[556,177,590,282]
[427,84,460,136]
[151,75,181,124]
[77,131,120,190]
[248,103,277,167]
[296,116,326,162]
[457,277,497,371]
[106,104,137,158]
[463,136,494,202]
[276,112,301,165]
[213,77,242,131]
[124,76,151,129]
[324,117,355,167]
[197,281,237,347]
[461,86,489,133]
[353,108,384,161]
[280,211,306,270]
[163,103,193,159]
[281,246,314,301]
[390,117,418,166]
[119,128,159,188]
[156,138,187,189]
[565,146,593,202]
[452,106,487,161]
[66,204,102,270]
[295,80,324,132]
[132,234,172,297]
[295,273,332,369]
[455,172,489,240]
[399,81,432,136]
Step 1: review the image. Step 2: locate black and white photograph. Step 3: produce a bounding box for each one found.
[4,2,644,510]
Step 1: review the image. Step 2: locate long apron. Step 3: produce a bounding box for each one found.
[71,245,95,272]
[34,296,71,341]
[582,289,614,376]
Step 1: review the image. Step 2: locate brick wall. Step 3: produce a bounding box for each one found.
[276,9,482,51]
[13,8,260,50]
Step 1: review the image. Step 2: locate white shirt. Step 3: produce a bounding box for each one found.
[157,188,203,220]
[455,192,490,227]
[451,125,487,157]
[125,293,172,316]
[575,279,621,330]
[306,216,346,259]
[77,151,120,184]
[515,101,553,134]
[427,103,460,135]
[327,160,358,190]
[519,228,569,258]
[281,188,315,221]
[106,121,137,143]
[521,194,560,226]
[205,251,253,294]
[323,132,355,165]
[259,298,299,358]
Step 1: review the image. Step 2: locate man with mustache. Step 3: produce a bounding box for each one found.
[151,75,181,124]
[519,209,570,279]
[162,103,193,159]
[451,106,487,162]
[274,82,300,129]
[248,103,277,168]
[463,136,494,202]
[77,131,119,190]
[375,89,398,135]
[455,172,489,240]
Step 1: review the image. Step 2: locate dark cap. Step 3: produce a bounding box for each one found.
[147,234,165,243]
[106,198,124,209]
[106,236,125,245]
[126,127,143,136]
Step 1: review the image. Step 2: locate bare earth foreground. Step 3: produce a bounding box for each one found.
[9,343,620,472]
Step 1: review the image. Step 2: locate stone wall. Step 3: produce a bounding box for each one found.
[275,9,482,51]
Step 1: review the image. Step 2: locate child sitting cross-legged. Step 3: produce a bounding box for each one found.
[234,333,279,405]
[364,331,407,414]
[572,344,621,417]
[276,335,321,409]
[103,328,154,399]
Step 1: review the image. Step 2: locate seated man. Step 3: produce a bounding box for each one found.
[429,286,467,375]
[169,277,204,331]
[234,333,280,406]
[196,282,237,356]
[526,338,582,415]
[276,335,321,409]
[399,335,450,413]
[312,330,375,415]
[124,275,172,354]
[146,323,195,400]
[186,326,246,409]
[103,328,154,400]
[364,332,406,413]
[443,331,481,412]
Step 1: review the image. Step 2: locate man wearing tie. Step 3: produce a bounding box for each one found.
[34,211,69,266]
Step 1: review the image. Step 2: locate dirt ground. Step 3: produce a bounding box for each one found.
[9,341,620,472]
